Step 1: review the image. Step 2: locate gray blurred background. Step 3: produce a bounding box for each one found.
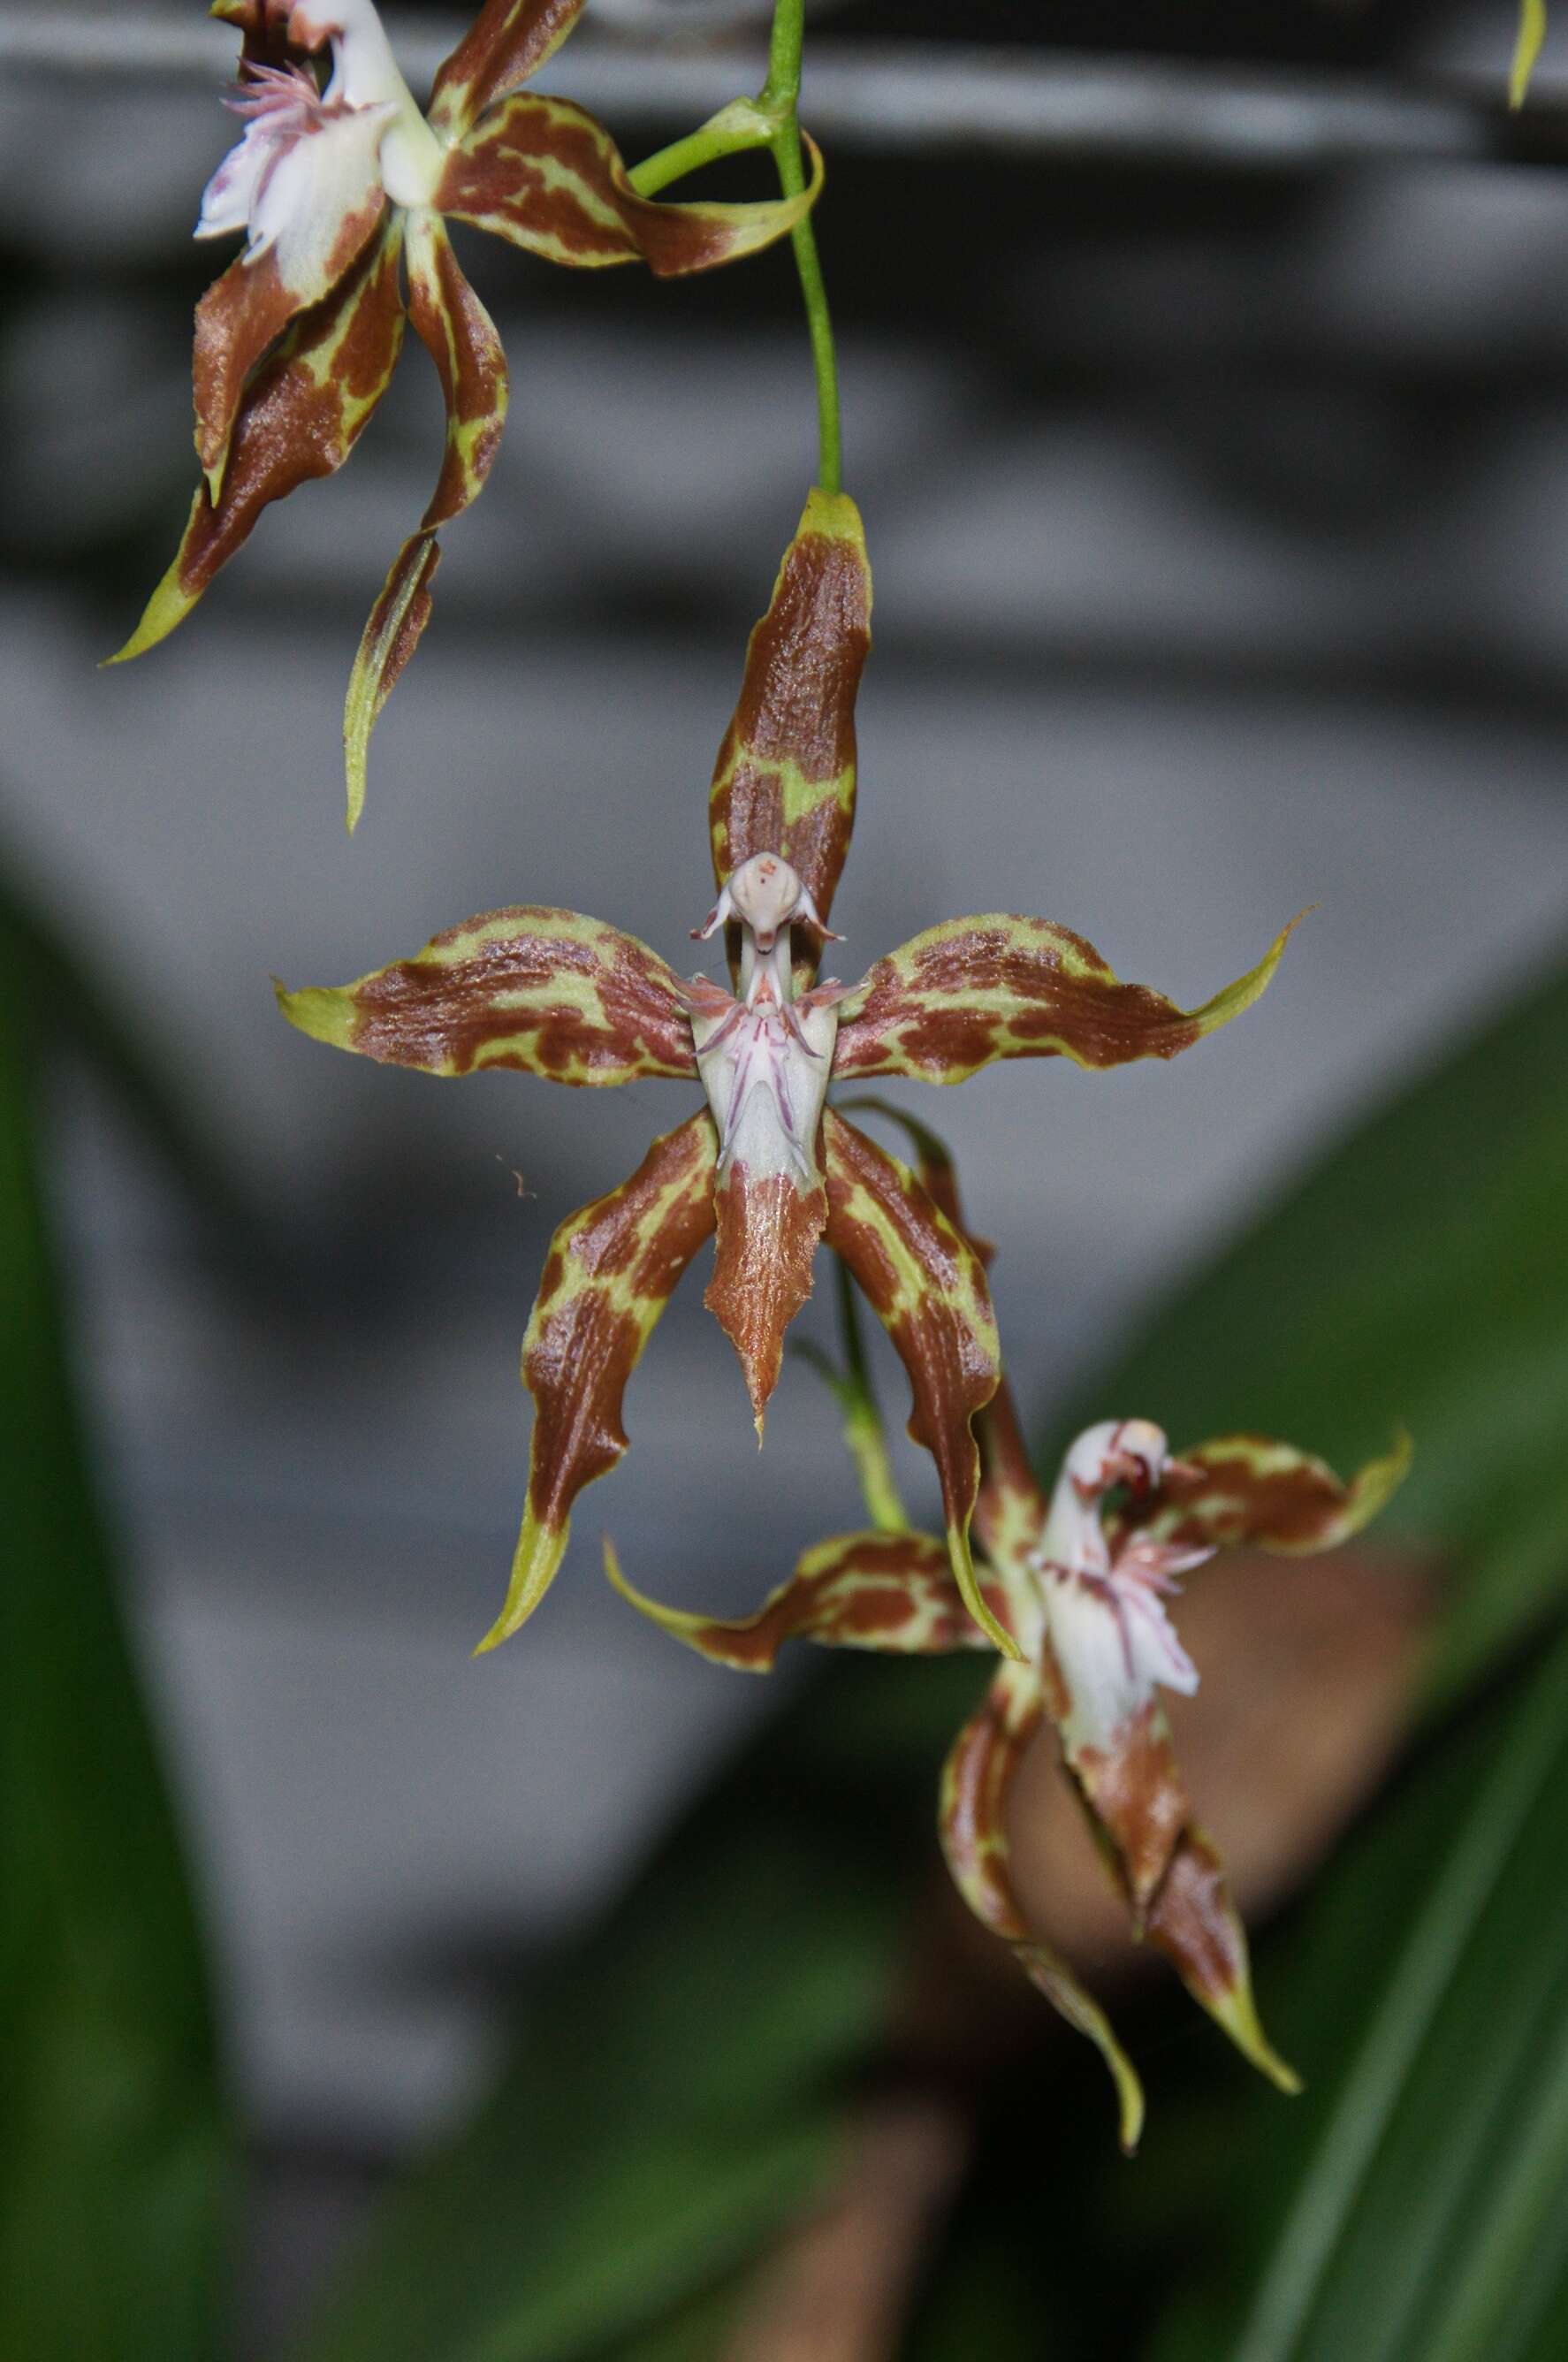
[5,0,1568,2341]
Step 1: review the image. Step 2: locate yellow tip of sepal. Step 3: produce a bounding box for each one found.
[1209,1977,1303,2096]
[103,570,196,667]
[949,1523,1024,1660]
[273,979,355,1050]
[473,1509,567,1657]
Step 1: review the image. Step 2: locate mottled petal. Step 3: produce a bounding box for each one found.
[342,210,509,827]
[940,1663,1146,2152]
[481,1112,719,1650]
[838,1095,1047,1644]
[406,209,509,532]
[832,911,1302,1085]
[276,906,698,1083]
[822,1110,1011,1657]
[193,95,390,490]
[1144,1823,1302,2094]
[1113,1429,1413,1558]
[110,222,405,662]
[605,1528,993,1672]
[708,491,872,972]
[438,95,822,276]
[429,0,587,140]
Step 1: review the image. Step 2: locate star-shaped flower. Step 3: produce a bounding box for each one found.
[278,490,1297,1659]
[110,0,820,824]
[607,1113,1410,2148]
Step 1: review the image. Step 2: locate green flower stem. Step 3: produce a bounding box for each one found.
[629,0,843,493]
[833,1256,906,1534]
[628,100,775,197]
[762,0,842,495]
[793,1258,907,1536]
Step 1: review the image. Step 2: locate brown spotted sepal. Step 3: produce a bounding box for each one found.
[277,907,698,1084]
[708,491,872,978]
[427,0,587,139]
[437,97,823,277]
[343,208,508,827]
[110,219,407,664]
[483,1111,719,1650]
[605,1528,1001,1672]
[831,911,1302,1085]
[940,1661,1146,2151]
[820,1109,1010,1657]
[1109,1429,1414,1563]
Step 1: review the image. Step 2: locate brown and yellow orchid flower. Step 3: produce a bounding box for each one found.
[110,0,821,826]
[611,1403,1410,2152]
[605,1111,1410,2148]
[278,489,1298,1662]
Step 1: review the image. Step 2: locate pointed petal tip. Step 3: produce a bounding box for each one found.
[948,1527,1024,1659]
[1212,1980,1301,2094]
[274,981,353,1048]
[106,562,197,667]
[1116,2084,1147,2156]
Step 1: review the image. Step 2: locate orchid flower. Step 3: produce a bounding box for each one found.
[110,0,821,825]
[278,490,1298,1661]
[608,1111,1410,2150]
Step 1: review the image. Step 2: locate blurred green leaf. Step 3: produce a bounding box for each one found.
[1150,1627,1568,2362]
[0,955,231,2359]
[0,867,251,1238]
[1061,956,1568,1703]
[300,1653,979,2362]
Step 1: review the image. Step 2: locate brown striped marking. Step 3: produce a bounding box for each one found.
[823,1110,1000,1551]
[429,0,587,138]
[1069,1697,1191,1921]
[439,96,818,278]
[1144,1827,1245,2003]
[1119,1436,1408,1558]
[522,1114,717,1535]
[709,498,872,935]
[194,189,387,480]
[346,911,697,1080]
[177,225,405,603]
[833,919,1206,1084]
[704,1162,826,1430]
[407,215,508,529]
[608,1528,996,1673]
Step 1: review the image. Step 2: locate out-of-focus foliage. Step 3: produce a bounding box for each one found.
[0,900,232,2362]
[1151,1627,1568,2362]
[1512,0,1548,104]
[301,949,1568,2360]
[301,1654,977,2362]
[1059,956,1568,1708]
